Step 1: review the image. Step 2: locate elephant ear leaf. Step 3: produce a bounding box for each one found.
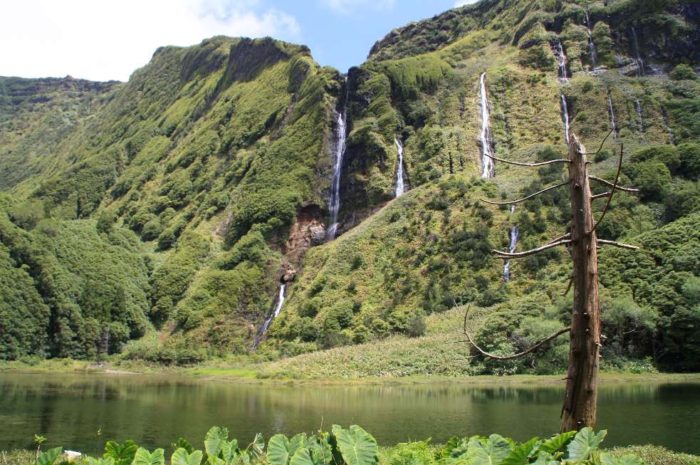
[600,453,645,465]
[539,431,576,455]
[331,425,379,465]
[466,435,513,465]
[205,427,229,459]
[132,448,164,465]
[289,449,314,465]
[268,435,291,465]
[105,440,139,465]
[501,437,541,465]
[567,428,607,461]
[289,433,307,456]
[171,449,203,465]
[37,447,63,465]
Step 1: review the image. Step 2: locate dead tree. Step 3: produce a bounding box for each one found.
[466,131,639,431]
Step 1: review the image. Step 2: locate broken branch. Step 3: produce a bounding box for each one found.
[597,239,639,250]
[463,306,571,361]
[481,181,570,206]
[484,153,570,167]
[589,176,639,193]
[493,239,571,258]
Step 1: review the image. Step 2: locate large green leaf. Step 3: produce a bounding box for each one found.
[289,449,314,465]
[205,427,229,459]
[500,438,540,465]
[530,452,559,465]
[290,433,308,457]
[268,435,292,465]
[88,457,116,465]
[219,440,239,465]
[539,431,576,455]
[567,428,607,461]
[171,448,203,465]
[131,448,165,465]
[465,435,513,465]
[105,440,139,465]
[331,425,378,465]
[600,453,645,465]
[37,447,63,465]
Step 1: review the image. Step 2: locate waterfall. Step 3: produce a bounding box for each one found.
[254,284,286,347]
[503,207,519,282]
[394,137,405,197]
[478,73,495,178]
[630,27,645,76]
[607,91,619,139]
[561,94,571,144]
[552,40,569,82]
[635,100,644,133]
[584,11,598,69]
[327,104,348,241]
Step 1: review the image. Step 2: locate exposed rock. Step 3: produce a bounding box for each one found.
[285,204,326,264]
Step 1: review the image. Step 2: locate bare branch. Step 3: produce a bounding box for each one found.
[484,152,570,167]
[563,276,573,296]
[592,128,615,157]
[547,232,571,244]
[482,181,570,206]
[463,306,571,361]
[589,176,639,193]
[493,239,571,259]
[591,143,624,235]
[591,192,611,200]
[597,239,639,250]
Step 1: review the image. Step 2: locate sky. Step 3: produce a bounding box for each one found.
[0,0,478,82]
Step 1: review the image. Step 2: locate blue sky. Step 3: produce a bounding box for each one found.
[0,0,476,81]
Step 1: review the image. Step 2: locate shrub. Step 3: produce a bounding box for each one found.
[670,64,696,81]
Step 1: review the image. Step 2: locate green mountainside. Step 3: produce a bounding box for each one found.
[0,0,698,373]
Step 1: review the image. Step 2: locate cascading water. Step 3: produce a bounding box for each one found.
[635,100,644,134]
[552,40,569,82]
[478,73,495,178]
[327,104,348,241]
[584,11,598,69]
[254,284,286,347]
[630,27,644,77]
[607,91,619,139]
[394,137,405,197]
[503,207,519,282]
[553,40,571,144]
[561,94,571,144]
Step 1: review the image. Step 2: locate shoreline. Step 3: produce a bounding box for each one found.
[2,360,700,386]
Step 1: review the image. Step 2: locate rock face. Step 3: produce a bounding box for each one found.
[285,204,326,264]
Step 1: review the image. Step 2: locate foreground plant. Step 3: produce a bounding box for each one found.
[31,426,647,465]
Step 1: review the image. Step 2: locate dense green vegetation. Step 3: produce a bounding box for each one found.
[0,0,698,373]
[10,425,699,465]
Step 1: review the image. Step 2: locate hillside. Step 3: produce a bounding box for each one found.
[0,0,698,372]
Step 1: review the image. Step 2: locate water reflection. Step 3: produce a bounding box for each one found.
[1,374,698,455]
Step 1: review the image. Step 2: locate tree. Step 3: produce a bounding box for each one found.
[464,131,639,431]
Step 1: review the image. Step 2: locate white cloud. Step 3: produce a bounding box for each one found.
[320,0,395,15]
[0,0,300,81]
[454,0,478,6]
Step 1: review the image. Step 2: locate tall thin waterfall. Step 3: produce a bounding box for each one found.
[503,207,519,282]
[552,40,569,82]
[607,91,619,139]
[554,40,571,144]
[327,104,348,241]
[561,94,571,144]
[584,11,598,68]
[254,284,286,347]
[635,100,644,134]
[394,137,405,197]
[630,27,645,76]
[478,73,495,178]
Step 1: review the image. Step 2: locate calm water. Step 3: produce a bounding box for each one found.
[1,373,699,455]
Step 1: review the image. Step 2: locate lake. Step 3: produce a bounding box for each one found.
[1,373,699,455]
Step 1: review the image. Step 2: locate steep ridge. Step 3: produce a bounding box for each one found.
[0,0,698,370]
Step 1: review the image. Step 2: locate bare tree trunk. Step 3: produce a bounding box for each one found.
[561,136,601,431]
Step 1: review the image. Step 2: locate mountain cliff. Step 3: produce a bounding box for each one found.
[1,0,698,372]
